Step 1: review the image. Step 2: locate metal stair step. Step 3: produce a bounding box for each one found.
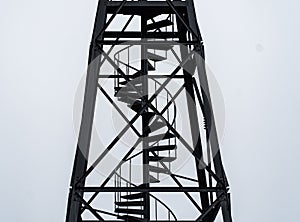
[114,86,122,92]
[149,156,176,162]
[149,165,169,174]
[116,91,140,99]
[147,52,166,62]
[117,215,144,222]
[145,132,176,142]
[147,145,176,152]
[149,175,160,183]
[131,70,142,78]
[146,44,173,51]
[115,86,143,94]
[115,208,145,215]
[142,112,156,123]
[148,61,155,71]
[146,19,173,31]
[119,80,142,86]
[144,121,166,134]
[117,80,129,86]
[136,184,146,188]
[146,32,178,39]
[115,91,140,98]
[118,96,140,104]
[121,192,145,200]
[122,85,143,91]
[128,101,144,112]
[115,201,145,207]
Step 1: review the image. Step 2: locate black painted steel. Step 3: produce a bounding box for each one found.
[66,1,232,222]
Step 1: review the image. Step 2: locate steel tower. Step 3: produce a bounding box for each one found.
[66,1,232,221]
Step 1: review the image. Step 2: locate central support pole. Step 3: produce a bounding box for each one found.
[141,15,150,221]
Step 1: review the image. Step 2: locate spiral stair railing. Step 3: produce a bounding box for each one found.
[110,15,181,220]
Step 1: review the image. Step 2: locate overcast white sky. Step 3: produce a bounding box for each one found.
[1,0,300,221]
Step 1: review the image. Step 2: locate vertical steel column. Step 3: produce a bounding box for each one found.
[66,1,108,222]
[176,16,210,210]
[141,15,151,221]
[185,0,232,221]
[66,1,233,221]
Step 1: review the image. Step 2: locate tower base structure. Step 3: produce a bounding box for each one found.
[66,1,232,222]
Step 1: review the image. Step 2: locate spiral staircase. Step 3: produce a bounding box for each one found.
[66,1,233,221]
[112,15,178,222]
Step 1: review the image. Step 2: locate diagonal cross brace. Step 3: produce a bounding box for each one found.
[75,50,195,185]
[99,86,141,137]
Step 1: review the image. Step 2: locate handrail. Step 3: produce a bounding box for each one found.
[115,172,178,221]
[112,25,179,221]
[113,44,178,130]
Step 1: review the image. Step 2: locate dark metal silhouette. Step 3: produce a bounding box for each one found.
[66,1,232,221]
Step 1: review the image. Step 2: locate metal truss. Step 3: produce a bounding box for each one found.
[66,1,232,222]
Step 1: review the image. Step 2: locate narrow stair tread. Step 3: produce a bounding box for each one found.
[115,91,141,98]
[118,96,140,104]
[115,208,145,215]
[149,175,160,183]
[149,165,170,174]
[131,70,142,78]
[149,156,176,162]
[117,215,144,222]
[128,101,143,113]
[146,44,173,51]
[142,112,156,123]
[147,52,166,62]
[148,61,155,71]
[115,201,145,206]
[115,85,143,92]
[122,85,143,91]
[119,80,142,86]
[121,192,145,200]
[146,132,176,142]
[147,145,176,152]
[144,121,166,134]
[147,19,173,31]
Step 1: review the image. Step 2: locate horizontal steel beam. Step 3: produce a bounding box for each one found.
[98,75,186,79]
[77,187,227,193]
[97,40,199,45]
[83,221,195,222]
[107,1,186,15]
[104,31,179,39]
